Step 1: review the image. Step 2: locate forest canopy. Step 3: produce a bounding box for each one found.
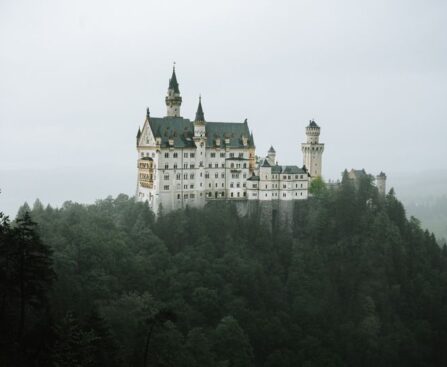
[1,174,447,367]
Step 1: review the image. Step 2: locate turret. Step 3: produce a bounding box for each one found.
[376,172,387,197]
[266,146,276,166]
[301,120,325,178]
[305,120,321,144]
[194,96,206,138]
[165,65,182,117]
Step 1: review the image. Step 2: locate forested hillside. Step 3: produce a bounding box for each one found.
[1,174,447,367]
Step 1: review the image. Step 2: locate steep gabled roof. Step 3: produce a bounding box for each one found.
[270,165,307,174]
[195,97,205,122]
[307,120,319,128]
[147,116,255,149]
[168,67,180,93]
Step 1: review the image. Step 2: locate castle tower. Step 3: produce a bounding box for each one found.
[376,172,387,197]
[266,146,276,166]
[165,65,182,117]
[301,120,324,178]
[194,96,206,137]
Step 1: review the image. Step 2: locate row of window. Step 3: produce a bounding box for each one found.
[163,162,246,169]
[264,174,305,180]
[251,192,304,198]
[163,172,248,181]
[163,152,248,159]
[177,193,198,199]
[163,183,248,191]
[142,151,252,159]
[164,152,196,158]
[261,183,305,189]
[206,191,247,198]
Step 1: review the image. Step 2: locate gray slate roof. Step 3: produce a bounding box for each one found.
[272,165,307,174]
[147,116,254,149]
[307,120,319,128]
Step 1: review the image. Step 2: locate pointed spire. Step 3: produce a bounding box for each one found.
[268,146,276,153]
[168,63,180,93]
[146,107,150,119]
[136,127,141,139]
[195,95,205,122]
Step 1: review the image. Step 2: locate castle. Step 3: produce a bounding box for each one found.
[136,67,385,215]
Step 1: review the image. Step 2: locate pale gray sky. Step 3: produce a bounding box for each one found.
[1,0,446,215]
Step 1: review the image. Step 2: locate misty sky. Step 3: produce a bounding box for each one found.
[1,0,446,216]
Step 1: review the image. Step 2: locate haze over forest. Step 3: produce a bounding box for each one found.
[1,0,447,237]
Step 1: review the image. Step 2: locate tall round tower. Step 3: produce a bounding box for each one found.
[301,120,324,178]
[376,172,387,197]
[165,65,182,117]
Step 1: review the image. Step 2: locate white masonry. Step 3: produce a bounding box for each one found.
[136,67,325,214]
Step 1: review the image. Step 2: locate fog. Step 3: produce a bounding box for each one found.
[1,0,446,216]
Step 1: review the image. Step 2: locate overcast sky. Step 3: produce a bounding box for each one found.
[1,0,446,215]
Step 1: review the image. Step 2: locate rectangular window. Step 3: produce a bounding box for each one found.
[184,153,188,158]
[176,173,181,180]
[163,185,169,190]
[184,184,188,189]
[164,174,169,180]
[215,173,218,178]
[221,173,225,178]
[184,163,188,169]
[211,152,216,158]
[184,174,188,179]
[220,152,225,157]
[164,164,169,169]
[164,152,169,158]
[239,153,243,158]
[173,163,178,169]
[173,152,178,158]
[184,194,188,199]
[215,163,218,168]
[230,153,234,158]
[190,153,195,158]
[190,164,195,169]
[190,184,194,189]
[190,174,194,179]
